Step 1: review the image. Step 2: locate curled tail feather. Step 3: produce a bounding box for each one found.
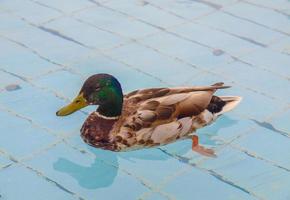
[217,96,242,115]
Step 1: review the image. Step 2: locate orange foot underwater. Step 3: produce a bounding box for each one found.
[191,135,216,157]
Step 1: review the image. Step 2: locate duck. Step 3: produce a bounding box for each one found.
[56,74,242,157]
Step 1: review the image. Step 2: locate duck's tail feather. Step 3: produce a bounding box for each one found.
[216,96,242,115]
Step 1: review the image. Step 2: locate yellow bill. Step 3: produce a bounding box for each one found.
[56,93,88,116]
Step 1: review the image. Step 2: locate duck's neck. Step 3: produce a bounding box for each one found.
[96,87,123,118]
[97,101,122,118]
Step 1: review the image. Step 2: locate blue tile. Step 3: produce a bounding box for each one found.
[146,192,170,200]
[74,6,160,39]
[146,0,215,20]
[270,36,290,55]
[214,61,290,104]
[1,0,61,24]
[44,17,129,50]
[232,126,290,170]
[0,165,78,200]
[244,0,290,11]
[200,146,290,200]
[34,0,95,13]
[0,155,12,168]
[169,22,262,56]
[163,164,257,200]
[140,31,233,69]
[25,143,150,200]
[0,38,60,79]
[0,12,31,38]
[70,53,167,92]
[240,47,290,77]
[108,43,202,85]
[0,83,86,134]
[0,71,23,90]
[197,12,284,46]
[270,109,290,135]
[224,2,290,34]
[0,15,92,64]
[117,148,188,185]
[104,0,186,28]
[32,70,84,99]
[0,110,56,159]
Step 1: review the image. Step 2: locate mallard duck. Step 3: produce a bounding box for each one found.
[56,74,241,157]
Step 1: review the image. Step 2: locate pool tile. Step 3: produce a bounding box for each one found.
[140,31,233,69]
[244,0,290,11]
[270,36,290,55]
[197,12,284,46]
[117,148,188,185]
[232,126,290,170]
[224,2,290,34]
[104,0,186,28]
[215,61,290,104]
[163,163,257,200]
[34,0,95,14]
[25,143,150,200]
[146,0,215,20]
[44,17,129,50]
[0,110,56,159]
[270,109,290,134]
[146,192,169,200]
[0,155,12,168]
[169,22,261,56]
[0,71,23,90]
[240,47,290,78]
[0,83,86,134]
[0,15,91,65]
[200,146,290,200]
[0,38,60,79]
[70,53,167,92]
[32,70,84,99]
[74,6,160,39]
[0,165,78,200]
[0,0,61,24]
[108,43,202,85]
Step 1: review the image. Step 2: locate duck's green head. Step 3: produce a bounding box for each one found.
[56,73,123,117]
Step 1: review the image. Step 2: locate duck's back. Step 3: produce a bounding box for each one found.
[110,84,241,151]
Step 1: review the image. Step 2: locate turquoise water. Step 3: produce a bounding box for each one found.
[1,0,290,199]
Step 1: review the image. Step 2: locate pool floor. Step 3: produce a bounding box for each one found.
[1,0,290,199]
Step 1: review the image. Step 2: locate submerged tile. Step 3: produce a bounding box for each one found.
[25,143,150,200]
[74,6,160,39]
[0,0,61,24]
[70,53,167,92]
[163,163,257,200]
[232,125,290,170]
[0,83,86,134]
[224,2,290,34]
[108,43,201,85]
[0,165,78,200]
[200,146,290,200]
[104,0,186,28]
[44,17,129,50]
[0,110,56,159]
[140,31,233,70]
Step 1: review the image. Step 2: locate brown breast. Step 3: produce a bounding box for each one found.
[80,112,118,151]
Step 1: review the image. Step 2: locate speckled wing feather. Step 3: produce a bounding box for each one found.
[113,83,229,150]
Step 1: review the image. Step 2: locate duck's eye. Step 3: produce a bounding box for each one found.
[95,87,100,92]
[75,100,81,103]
